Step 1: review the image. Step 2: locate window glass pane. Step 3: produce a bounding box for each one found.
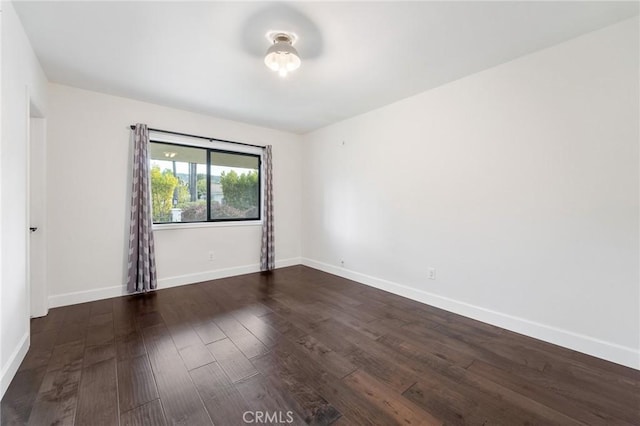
[211,152,260,220]
[149,142,207,223]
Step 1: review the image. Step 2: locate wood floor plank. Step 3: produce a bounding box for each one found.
[252,351,342,424]
[193,320,226,344]
[54,321,88,346]
[293,334,358,379]
[403,366,579,426]
[161,307,216,370]
[259,312,308,339]
[456,333,549,372]
[27,367,81,426]
[233,374,307,425]
[359,299,423,324]
[62,303,92,325]
[232,309,280,348]
[206,338,258,383]
[136,311,165,329]
[190,362,252,425]
[83,342,116,367]
[113,299,140,337]
[313,319,418,392]
[89,299,114,316]
[18,331,57,372]
[142,324,213,425]
[312,286,366,310]
[468,359,639,425]
[117,354,160,413]
[377,332,475,371]
[315,303,390,340]
[30,309,65,334]
[329,414,352,425]
[47,340,85,373]
[179,343,216,371]
[120,399,168,426]
[116,329,147,360]
[89,311,113,327]
[308,319,362,355]
[74,358,118,426]
[265,340,397,426]
[85,321,114,347]
[261,296,328,336]
[401,320,529,371]
[343,369,441,426]
[403,378,483,425]
[540,355,640,409]
[1,366,47,426]
[214,314,269,359]
[346,347,417,393]
[548,360,640,393]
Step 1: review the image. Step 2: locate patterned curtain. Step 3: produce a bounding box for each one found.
[127,124,157,292]
[260,145,275,271]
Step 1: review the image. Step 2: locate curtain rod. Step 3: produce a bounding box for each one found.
[129,125,266,149]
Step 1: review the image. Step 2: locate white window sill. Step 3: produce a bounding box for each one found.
[153,221,262,231]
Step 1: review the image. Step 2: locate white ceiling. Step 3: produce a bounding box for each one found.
[14,1,639,134]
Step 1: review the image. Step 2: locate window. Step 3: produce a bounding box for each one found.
[149,141,261,224]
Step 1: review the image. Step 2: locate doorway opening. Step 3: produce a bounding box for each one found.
[28,103,47,318]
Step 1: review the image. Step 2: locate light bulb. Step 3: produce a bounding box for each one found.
[265,54,279,71]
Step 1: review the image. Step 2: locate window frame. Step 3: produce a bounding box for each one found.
[149,136,263,228]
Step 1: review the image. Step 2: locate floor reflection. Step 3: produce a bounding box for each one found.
[258,271,275,301]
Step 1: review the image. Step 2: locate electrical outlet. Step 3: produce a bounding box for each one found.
[208,251,216,262]
[428,267,436,280]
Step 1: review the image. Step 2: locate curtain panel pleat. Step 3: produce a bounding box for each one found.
[127,123,158,292]
[260,145,275,271]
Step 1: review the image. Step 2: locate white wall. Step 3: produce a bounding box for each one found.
[302,17,640,369]
[46,84,302,306]
[0,0,48,397]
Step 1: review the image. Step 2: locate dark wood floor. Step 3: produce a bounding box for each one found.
[2,266,639,425]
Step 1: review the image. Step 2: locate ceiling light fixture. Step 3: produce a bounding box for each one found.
[264,32,300,78]
[164,152,177,158]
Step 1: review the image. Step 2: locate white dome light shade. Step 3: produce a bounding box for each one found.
[264,33,300,77]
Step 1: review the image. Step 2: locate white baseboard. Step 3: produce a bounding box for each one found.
[48,284,128,308]
[1,333,29,398]
[48,257,302,309]
[301,257,640,371]
[157,257,301,289]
